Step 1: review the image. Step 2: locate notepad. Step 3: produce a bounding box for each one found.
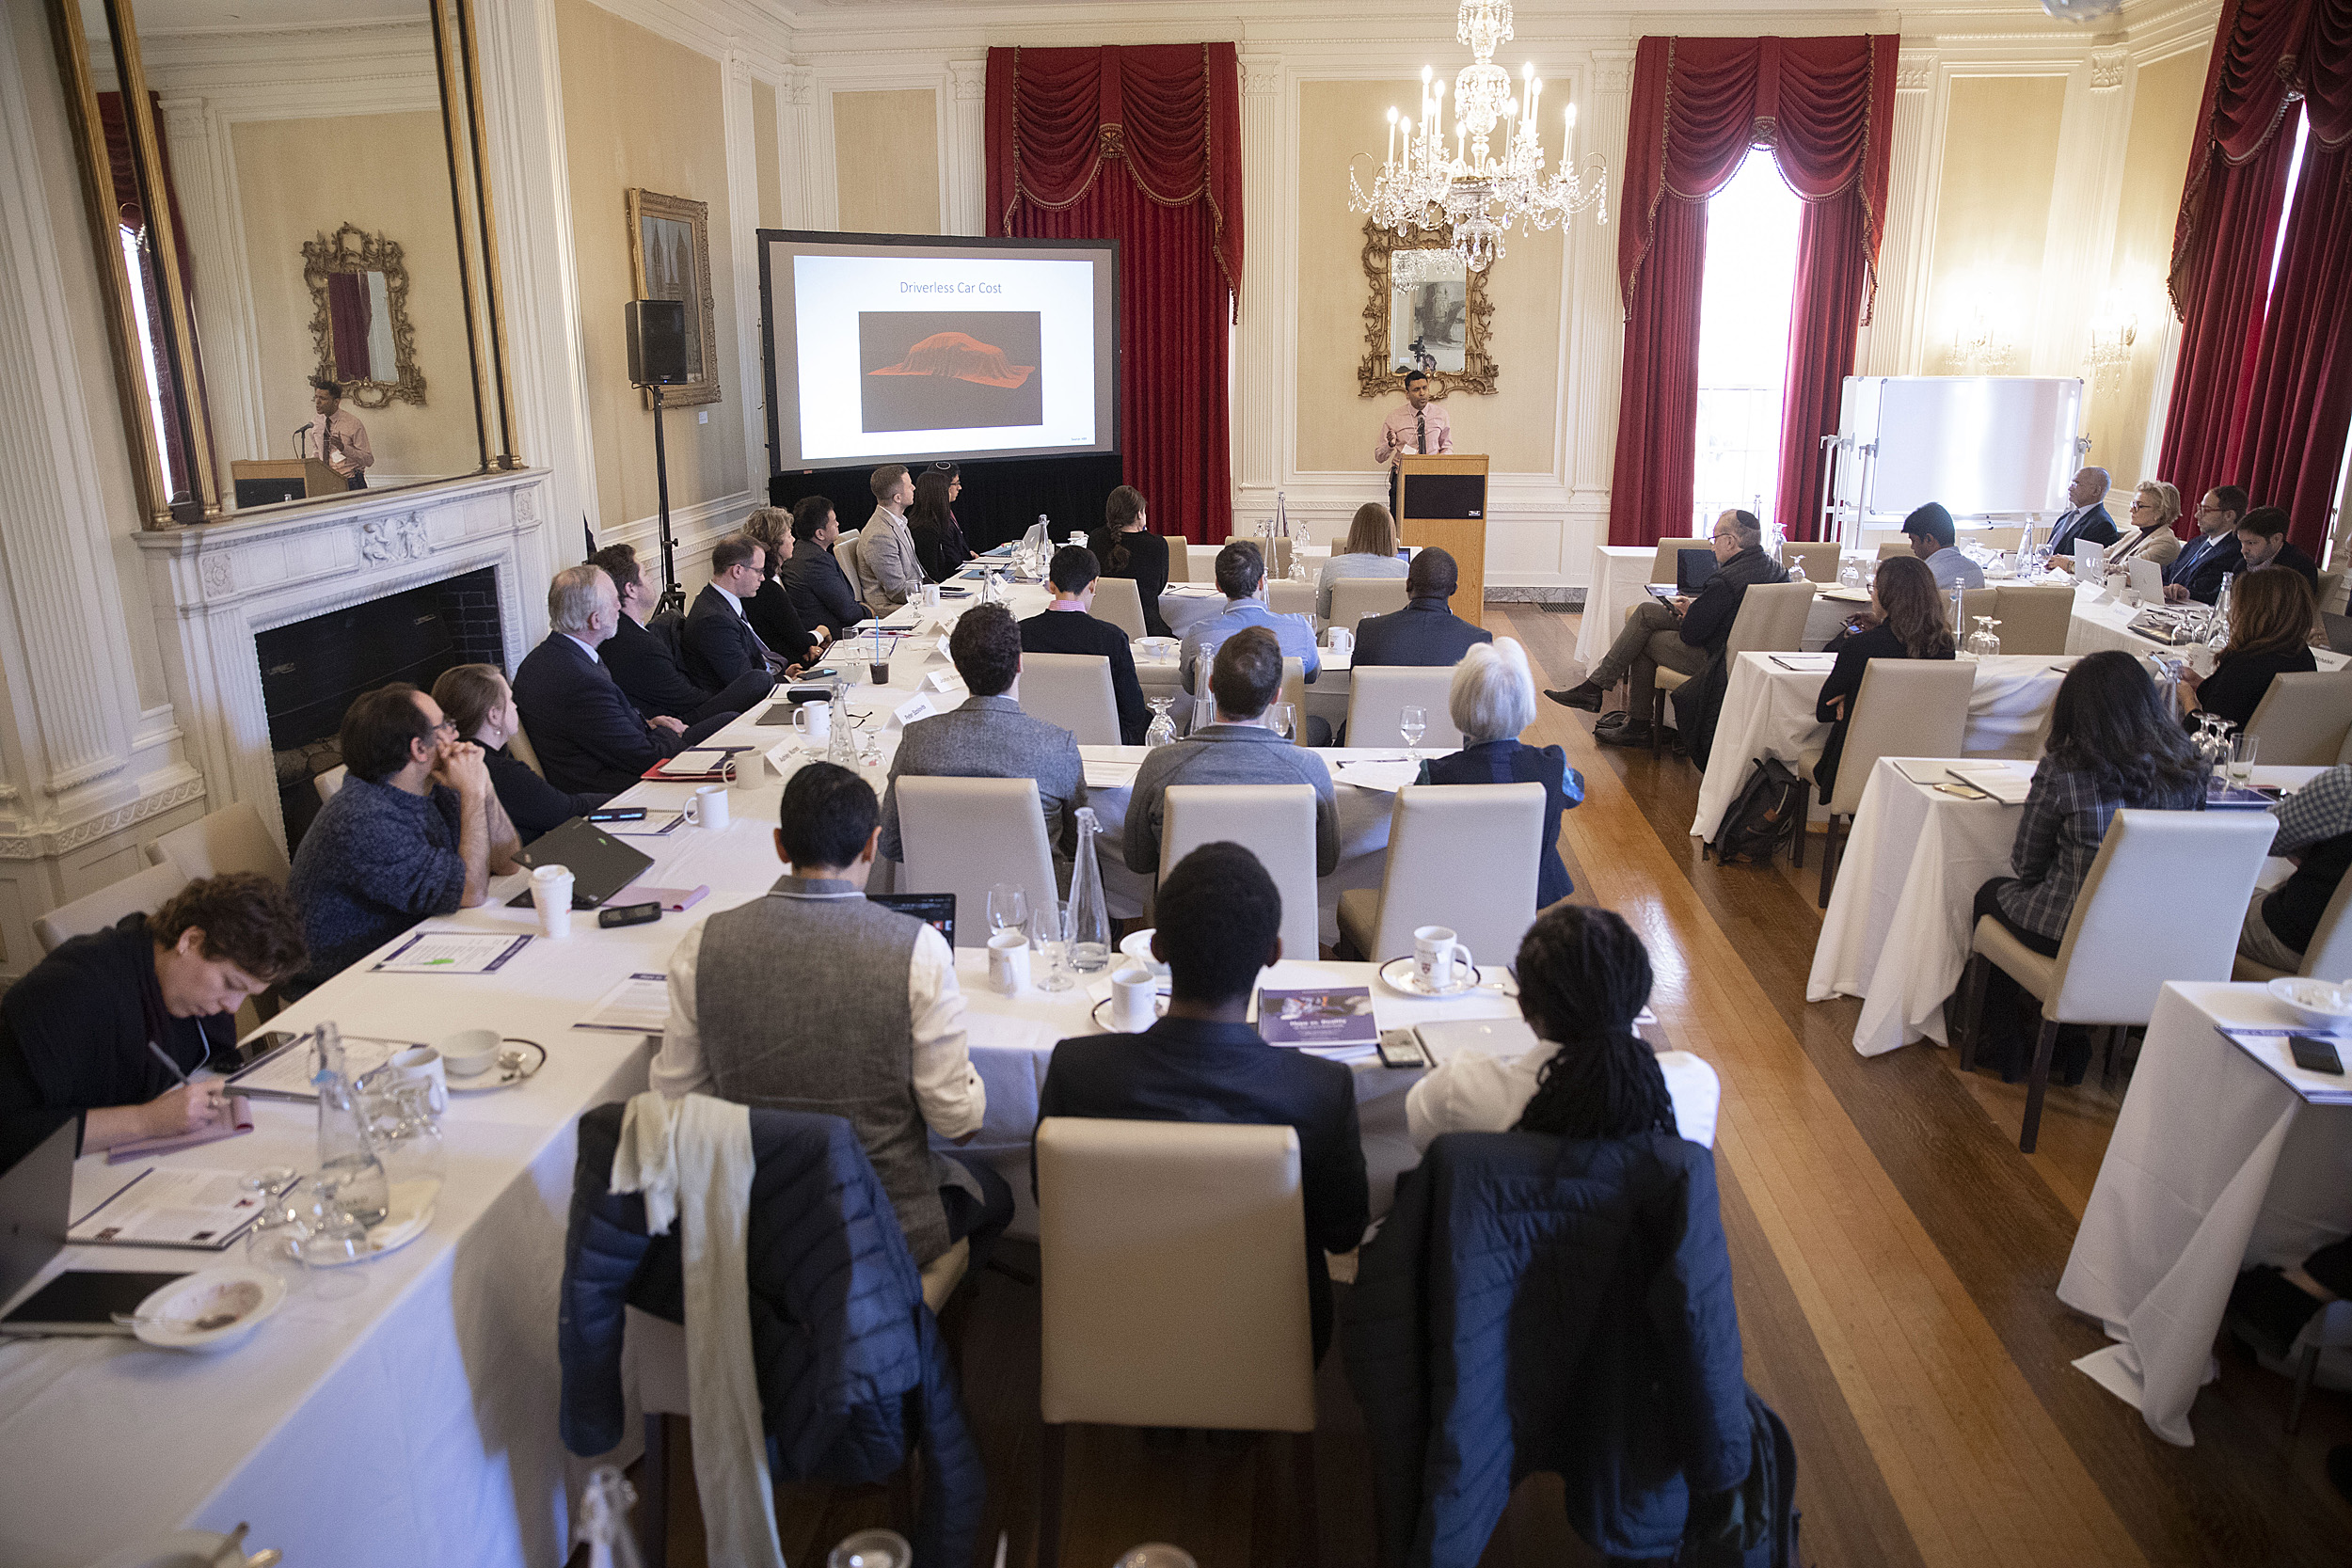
[579,972,671,1035]
[68,1167,268,1250]
[105,1097,256,1164]
[1082,759,1140,789]
[1769,654,1837,673]
[1946,762,2033,804]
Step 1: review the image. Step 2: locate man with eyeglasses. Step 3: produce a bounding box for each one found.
[287,682,523,991]
[2164,484,2249,604]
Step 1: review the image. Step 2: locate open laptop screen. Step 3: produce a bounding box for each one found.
[869,893,955,949]
[1676,547,1719,595]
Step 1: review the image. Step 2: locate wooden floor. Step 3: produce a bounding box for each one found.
[641,604,2352,1567]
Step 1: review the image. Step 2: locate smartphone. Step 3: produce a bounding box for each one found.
[1375,1029,1428,1070]
[585,807,645,822]
[240,1029,304,1066]
[597,901,663,929]
[2288,1034,2345,1075]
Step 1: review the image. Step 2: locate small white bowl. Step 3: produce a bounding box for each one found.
[1136,636,1180,660]
[1119,927,1170,979]
[2268,976,2352,1028]
[131,1264,284,1354]
[436,1026,502,1078]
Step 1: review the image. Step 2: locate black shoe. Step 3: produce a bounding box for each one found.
[1595,710,1631,731]
[2051,1027,2094,1087]
[1545,680,1606,712]
[1595,721,1658,749]
[2226,1265,2327,1360]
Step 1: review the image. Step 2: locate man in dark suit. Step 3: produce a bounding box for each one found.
[589,544,771,724]
[512,564,736,794]
[2236,504,2319,588]
[684,532,817,691]
[2165,485,2249,604]
[1033,840,1369,1360]
[779,497,869,638]
[1018,546,1149,744]
[2043,466,2121,557]
[1351,547,1492,668]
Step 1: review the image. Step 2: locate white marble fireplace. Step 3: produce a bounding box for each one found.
[133,468,557,851]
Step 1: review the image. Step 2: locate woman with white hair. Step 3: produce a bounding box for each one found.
[2111,480,2185,566]
[1417,637,1583,906]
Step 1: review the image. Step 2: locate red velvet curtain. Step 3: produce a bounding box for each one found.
[1611,35,1896,546]
[2163,0,2352,553]
[985,44,1242,545]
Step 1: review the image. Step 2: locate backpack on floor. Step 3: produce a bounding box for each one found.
[1677,1386,1802,1568]
[1707,759,1805,866]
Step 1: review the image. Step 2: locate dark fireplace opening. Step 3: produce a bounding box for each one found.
[260,566,504,846]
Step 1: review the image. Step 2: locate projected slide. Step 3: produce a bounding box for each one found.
[759,231,1117,470]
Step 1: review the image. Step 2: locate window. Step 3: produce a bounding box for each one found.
[1692,150,1804,535]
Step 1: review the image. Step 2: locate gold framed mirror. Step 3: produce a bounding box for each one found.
[44,0,516,527]
[1357,217,1499,400]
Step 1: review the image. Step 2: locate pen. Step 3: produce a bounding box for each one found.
[145,1037,190,1085]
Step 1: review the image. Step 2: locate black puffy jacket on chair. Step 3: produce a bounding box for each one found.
[1344,1130,1751,1566]
[558,1102,983,1565]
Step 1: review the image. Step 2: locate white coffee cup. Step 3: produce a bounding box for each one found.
[530,863,575,939]
[1412,924,1474,990]
[793,701,833,747]
[384,1045,449,1111]
[434,1027,502,1079]
[733,746,767,789]
[1112,966,1158,1031]
[1325,626,1355,656]
[987,928,1032,995]
[683,784,730,832]
[922,584,942,607]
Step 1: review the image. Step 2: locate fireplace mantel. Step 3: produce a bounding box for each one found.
[134,468,557,850]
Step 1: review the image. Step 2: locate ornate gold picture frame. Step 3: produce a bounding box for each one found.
[627,187,722,409]
[1357,218,1498,399]
[304,223,425,409]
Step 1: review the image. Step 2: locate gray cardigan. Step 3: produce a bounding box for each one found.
[877,695,1087,863]
[1123,724,1340,876]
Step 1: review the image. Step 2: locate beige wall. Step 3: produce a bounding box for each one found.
[1922,75,2067,376]
[754,81,781,233]
[230,111,476,479]
[834,89,939,234]
[1293,79,1562,477]
[2086,44,2212,487]
[554,0,746,527]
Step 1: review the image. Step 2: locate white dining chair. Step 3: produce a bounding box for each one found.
[1780,540,1839,584]
[1279,657,1310,747]
[1159,785,1321,960]
[894,776,1062,947]
[1876,540,1916,562]
[1970,526,2026,553]
[1018,652,1122,745]
[1956,587,1998,633]
[1034,1117,1318,1568]
[1334,783,1545,964]
[1344,666,1463,750]
[1992,585,2074,656]
[1955,809,2276,1151]
[1265,578,1316,620]
[2233,873,2352,983]
[313,765,348,803]
[2243,671,2352,766]
[152,800,291,885]
[1326,578,1410,638]
[1089,577,1148,641]
[1797,660,1977,903]
[1650,579,1815,756]
[35,862,190,955]
[834,532,875,609]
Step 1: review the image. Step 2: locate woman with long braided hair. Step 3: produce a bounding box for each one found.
[1406,903,1720,1151]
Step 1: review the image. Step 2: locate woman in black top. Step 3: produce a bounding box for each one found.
[740,506,829,650]
[907,468,970,582]
[1088,483,1171,637]
[432,663,609,843]
[1812,554,1956,801]
[2182,563,2317,731]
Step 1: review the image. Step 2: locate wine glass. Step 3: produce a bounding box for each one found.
[986,883,1028,940]
[1267,703,1295,741]
[1964,616,2003,657]
[1399,705,1427,765]
[1144,696,1178,748]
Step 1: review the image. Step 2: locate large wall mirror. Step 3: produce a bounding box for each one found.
[46,0,516,528]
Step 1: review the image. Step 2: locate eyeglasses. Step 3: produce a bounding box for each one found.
[430,719,457,737]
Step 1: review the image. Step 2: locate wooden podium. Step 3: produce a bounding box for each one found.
[1397,452,1489,627]
[230,458,345,508]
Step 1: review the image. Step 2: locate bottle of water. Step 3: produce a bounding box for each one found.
[1191,648,1218,734]
[2208,573,2234,652]
[312,1023,389,1228]
[1950,582,1967,634]
[1067,808,1111,974]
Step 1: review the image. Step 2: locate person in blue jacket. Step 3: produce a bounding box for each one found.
[1418,636,1582,907]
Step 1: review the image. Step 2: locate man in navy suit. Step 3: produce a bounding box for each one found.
[2164,485,2249,604]
[1017,546,1150,743]
[2235,504,2319,589]
[1350,547,1492,668]
[779,497,869,638]
[2043,467,2121,557]
[512,565,736,795]
[685,532,817,690]
[1033,841,1369,1360]
[589,544,772,724]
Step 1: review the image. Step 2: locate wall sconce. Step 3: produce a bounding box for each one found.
[1950,298,2015,373]
[2084,291,2139,389]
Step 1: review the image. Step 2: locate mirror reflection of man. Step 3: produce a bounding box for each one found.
[1375,368,1451,518]
[306,376,373,491]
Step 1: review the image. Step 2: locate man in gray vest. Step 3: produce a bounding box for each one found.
[652,761,1010,1270]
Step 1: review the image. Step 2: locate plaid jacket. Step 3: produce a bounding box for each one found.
[1995,761,2206,941]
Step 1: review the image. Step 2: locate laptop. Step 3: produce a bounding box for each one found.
[505,816,657,911]
[1676,547,1719,594]
[2324,611,2352,656]
[2125,558,2165,603]
[0,1117,185,1337]
[869,892,956,949]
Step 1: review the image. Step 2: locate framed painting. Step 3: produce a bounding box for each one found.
[626,187,721,408]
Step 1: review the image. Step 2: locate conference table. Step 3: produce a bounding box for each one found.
[0,557,1479,1568]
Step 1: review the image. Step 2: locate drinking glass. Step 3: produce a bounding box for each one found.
[1399,705,1427,765]
[1144,697,1178,748]
[1964,616,2003,657]
[1267,703,1295,741]
[986,883,1028,939]
[1034,903,1075,993]
[2229,732,2259,787]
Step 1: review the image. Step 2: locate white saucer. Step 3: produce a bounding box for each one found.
[1378,956,1486,999]
[312,1178,437,1266]
[1091,995,1169,1034]
[446,1037,545,1092]
[130,1265,285,1354]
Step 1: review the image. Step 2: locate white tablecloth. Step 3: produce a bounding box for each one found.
[2058,982,2352,1445]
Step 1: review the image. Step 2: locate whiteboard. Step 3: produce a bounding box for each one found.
[1841,376,2083,517]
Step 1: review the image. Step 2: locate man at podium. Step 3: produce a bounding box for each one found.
[304,376,374,491]
[1375,368,1450,517]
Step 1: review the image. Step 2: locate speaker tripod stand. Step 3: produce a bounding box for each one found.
[646,383,684,618]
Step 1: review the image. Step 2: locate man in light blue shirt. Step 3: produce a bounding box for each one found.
[1178,540,1322,693]
[1901,502,1984,591]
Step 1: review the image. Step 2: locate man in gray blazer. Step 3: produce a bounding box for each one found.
[1351,548,1493,668]
[1125,626,1340,876]
[877,601,1087,865]
[854,463,925,611]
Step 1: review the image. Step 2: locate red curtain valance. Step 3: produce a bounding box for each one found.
[985,42,1242,305]
[1619,35,1896,320]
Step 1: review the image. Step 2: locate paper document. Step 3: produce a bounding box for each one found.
[1891,759,1958,786]
[372,930,532,974]
[580,972,672,1035]
[226,1033,410,1101]
[1946,763,2033,804]
[1769,654,1838,673]
[1334,760,1421,793]
[2217,1026,2352,1105]
[69,1167,267,1250]
[1082,759,1140,789]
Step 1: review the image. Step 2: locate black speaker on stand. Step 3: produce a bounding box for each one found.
[625,299,690,617]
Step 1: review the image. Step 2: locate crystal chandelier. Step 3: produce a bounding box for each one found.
[1349,0,1608,277]
[2040,0,2124,23]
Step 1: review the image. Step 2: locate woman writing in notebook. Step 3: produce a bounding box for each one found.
[0,875,306,1152]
